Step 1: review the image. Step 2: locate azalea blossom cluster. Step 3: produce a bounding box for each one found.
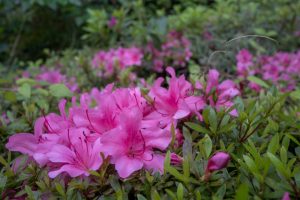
[236,49,300,92]
[22,67,78,92]
[91,46,143,77]
[6,67,238,179]
[147,31,193,72]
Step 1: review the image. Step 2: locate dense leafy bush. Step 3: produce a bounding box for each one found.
[1,0,300,199]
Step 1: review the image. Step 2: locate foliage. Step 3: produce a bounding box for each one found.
[1,0,300,199]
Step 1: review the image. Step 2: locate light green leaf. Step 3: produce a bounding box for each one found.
[247,76,269,88]
[49,84,72,98]
[235,183,249,200]
[18,83,31,99]
[185,122,211,135]
[177,183,184,200]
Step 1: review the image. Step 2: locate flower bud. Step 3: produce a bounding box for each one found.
[170,153,183,165]
[206,152,230,172]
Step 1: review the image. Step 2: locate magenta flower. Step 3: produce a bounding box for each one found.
[99,107,171,178]
[206,152,230,173]
[146,31,192,72]
[35,67,78,92]
[47,137,102,178]
[236,49,300,92]
[200,69,239,116]
[236,49,254,78]
[36,68,66,84]
[146,67,204,127]
[91,47,143,77]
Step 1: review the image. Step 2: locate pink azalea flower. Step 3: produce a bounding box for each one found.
[202,69,239,116]
[237,49,300,92]
[99,107,171,178]
[36,69,66,84]
[47,137,102,178]
[147,31,192,72]
[91,47,143,77]
[146,67,204,127]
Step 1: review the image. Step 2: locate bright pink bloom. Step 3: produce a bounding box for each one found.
[236,49,300,92]
[47,137,102,178]
[206,152,230,172]
[36,69,66,84]
[99,107,171,178]
[202,69,239,116]
[146,67,204,127]
[147,31,192,72]
[236,49,255,78]
[92,47,143,77]
[35,67,78,92]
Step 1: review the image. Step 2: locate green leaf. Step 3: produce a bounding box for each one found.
[195,190,201,200]
[151,189,161,200]
[16,78,37,85]
[0,175,7,189]
[208,107,218,133]
[137,194,147,200]
[267,134,279,154]
[49,84,72,98]
[290,90,300,100]
[55,183,66,199]
[184,122,211,135]
[177,183,184,200]
[247,76,269,88]
[267,152,290,178]
[18,83,31,99]
[280,146,287,164]
[235,183,249,200]
[243,155,258,174]
[183,158,190,179]
[4,91,17,102]
[165,189,176,199]
[215,184,226,199]
[198,134,212,158]
[25,185,35,200]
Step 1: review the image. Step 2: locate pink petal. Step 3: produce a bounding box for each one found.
[47,145,75,163]
[144,153,165,174]
[166,67,176,77]
[115,156,143,178]
[6,133,37,155]
[48,164,85,178]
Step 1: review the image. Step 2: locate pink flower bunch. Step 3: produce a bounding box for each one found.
[147,31,193,72]
[236,49,300,92]
[196,69,240,116]
[35,67,78,92]
[236,49,261,92]
[6,67,239,179]
[91,46,143,77]
[260,51,300,92]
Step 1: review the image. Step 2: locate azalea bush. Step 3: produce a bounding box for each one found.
[1,0,300,200]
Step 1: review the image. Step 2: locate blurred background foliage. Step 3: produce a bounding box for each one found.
[0,0,299,71]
